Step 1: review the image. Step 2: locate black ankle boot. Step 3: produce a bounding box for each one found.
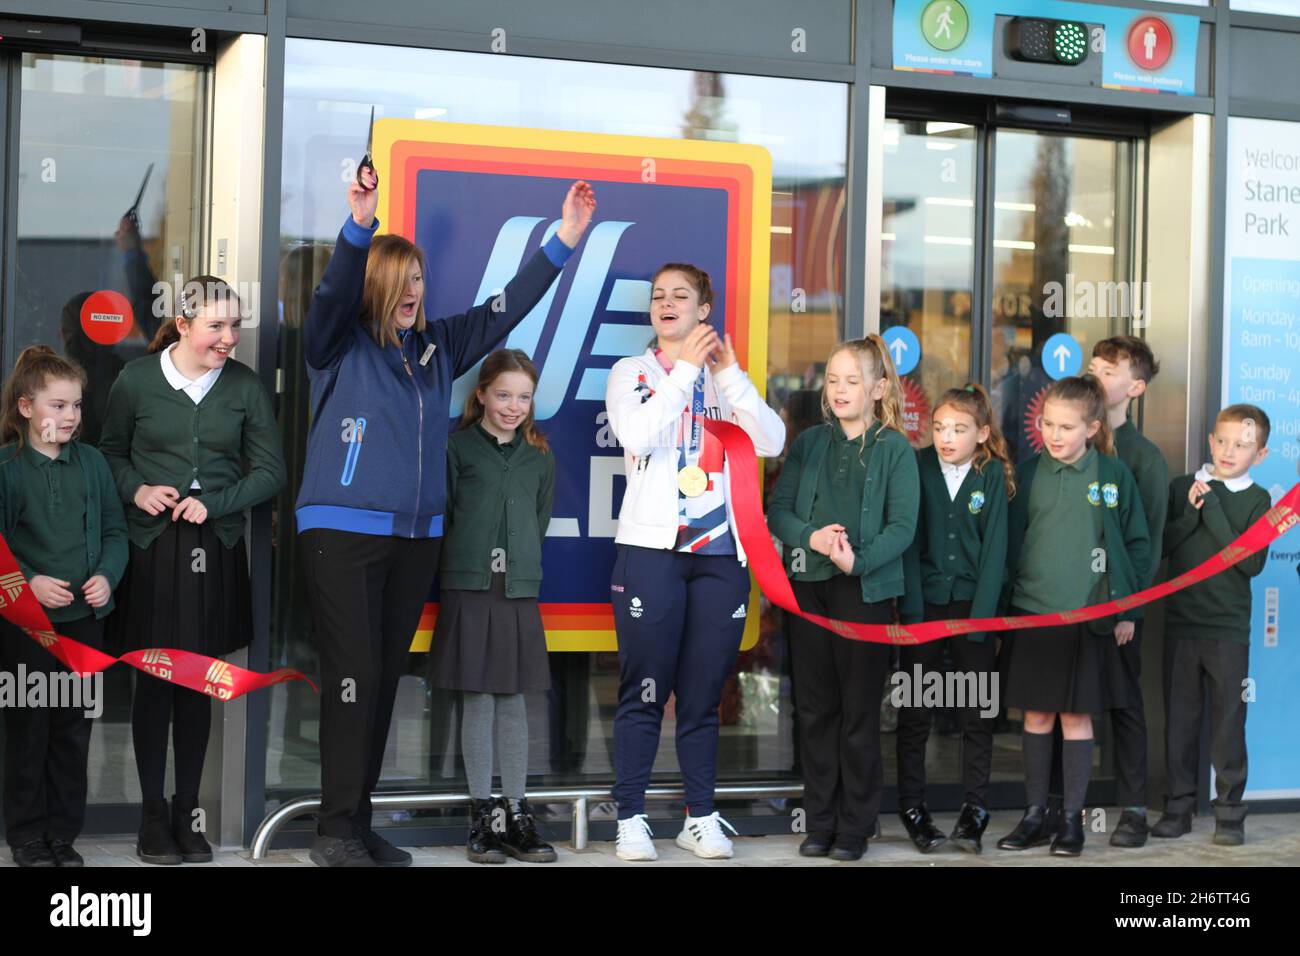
[137,799,182,865]
[467,798,507,864]
[1050,809,1086,856]
[171,794,213,863]
[1043,797,1063,837]
[949,802,991,854]
[997,806,1052,850]
[502,798,557,863]
[899,804,947,853]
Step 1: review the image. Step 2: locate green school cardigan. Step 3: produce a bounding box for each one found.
[98,352,287,550]
[0,440,128,620]
[438,424,555,599]
[900,445,1009,639]
[1003,450,1152,635]
[768,421,920,603]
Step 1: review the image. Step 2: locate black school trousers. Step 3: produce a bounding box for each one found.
[1163,635,1249,822]
[301,528,440,839]
[896,600,998,809]
[788,574,893,841]
[2,615,103,848]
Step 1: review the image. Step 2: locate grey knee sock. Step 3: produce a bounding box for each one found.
[461,692,495,800]
[1023,730,1054,808]
[494,693,529,800]
[1063,738,1094,817]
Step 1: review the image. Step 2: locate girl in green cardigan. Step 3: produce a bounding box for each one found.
[99,277,286,866]
[0,347,128,867]
[995,375,1150,858]
[428,349,556,865]
[898,383,1013,854]
[768,335,919,862]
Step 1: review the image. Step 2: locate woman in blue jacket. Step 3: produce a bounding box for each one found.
[299,167,595,867]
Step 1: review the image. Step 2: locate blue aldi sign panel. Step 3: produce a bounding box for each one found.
[372,120,773,652]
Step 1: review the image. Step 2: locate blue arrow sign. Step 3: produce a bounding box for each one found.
[882,325,921,376]
[1041,332,1082,381]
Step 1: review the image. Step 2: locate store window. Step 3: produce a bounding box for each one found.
[270,39,848,825]
[1,52,206,811]
[990,130,1136,461]
[880,118,978,447]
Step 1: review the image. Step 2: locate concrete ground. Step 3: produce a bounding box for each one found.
[4,810,1297,867]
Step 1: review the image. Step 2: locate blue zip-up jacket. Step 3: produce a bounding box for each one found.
[294,216,573,538]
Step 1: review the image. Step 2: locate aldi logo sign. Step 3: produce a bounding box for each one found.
[373,121,772,652]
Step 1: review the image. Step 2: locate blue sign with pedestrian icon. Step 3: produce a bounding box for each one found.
[882,326,921,376]
[1041,332,1081,380]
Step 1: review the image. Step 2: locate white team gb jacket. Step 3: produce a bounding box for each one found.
[604,348,787,566]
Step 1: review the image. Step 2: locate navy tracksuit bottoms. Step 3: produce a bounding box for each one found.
[610,544,750,819]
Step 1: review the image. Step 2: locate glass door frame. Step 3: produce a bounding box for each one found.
[883,91,1148,393]
[875,89,1150,811]
[0,35,216,837]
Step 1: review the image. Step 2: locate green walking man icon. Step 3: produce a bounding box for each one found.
[922,0,969,52]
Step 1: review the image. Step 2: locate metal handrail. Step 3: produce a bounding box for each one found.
[250,782,805,859]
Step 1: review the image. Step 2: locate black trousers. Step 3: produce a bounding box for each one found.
[1163,636,1249,822]
[896,600,997,809]
[1109,618,1148,807]
[302,529,440,839]
[2,615,103,848]
[788,575,893,840]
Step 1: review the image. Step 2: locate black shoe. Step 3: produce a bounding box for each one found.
[1213,819,1245,846]
[467,798,507,864]
[11,839,56,867]
[1050,810,1086,857]
[1043,798,1063,838]
[828,835,867,861]
[798,832,833,857]
[171,795,213,863]
[48,839,84,867]
[997,806,1052,850]
[1109,809,1149,848]
[899,804,948,853]
[1151,810,1193,838]
[360,827,413,866]
[949,802,990,854]
[309,833,377,867]
[501,798,557,863]
[136,799,183,865]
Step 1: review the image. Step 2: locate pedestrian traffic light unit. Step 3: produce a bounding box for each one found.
[1005,17,1090,66]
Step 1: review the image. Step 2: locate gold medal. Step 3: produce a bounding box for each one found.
[677,465,708,497]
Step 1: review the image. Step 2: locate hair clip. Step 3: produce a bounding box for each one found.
[180,286,197,320]
[964,384,976,392]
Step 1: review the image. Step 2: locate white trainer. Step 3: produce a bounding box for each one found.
[675,811,738,859]
[615,813,658,861]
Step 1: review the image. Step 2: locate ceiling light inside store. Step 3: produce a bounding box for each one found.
[414,107,447,119]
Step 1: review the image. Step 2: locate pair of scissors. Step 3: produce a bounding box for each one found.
[357,106,377,189]
[124,162,154,231]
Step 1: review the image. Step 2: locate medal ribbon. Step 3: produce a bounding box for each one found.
[704,418,1300,645]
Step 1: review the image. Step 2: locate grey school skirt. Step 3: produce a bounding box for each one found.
[426,572,551,694]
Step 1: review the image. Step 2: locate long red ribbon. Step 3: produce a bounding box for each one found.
[706,418,1300,645]
[0,534,316,699]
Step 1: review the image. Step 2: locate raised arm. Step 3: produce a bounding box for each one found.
[714,362,785,458]
[303,171,384,370]
[604,355,695,458]
[440,181,596,378]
